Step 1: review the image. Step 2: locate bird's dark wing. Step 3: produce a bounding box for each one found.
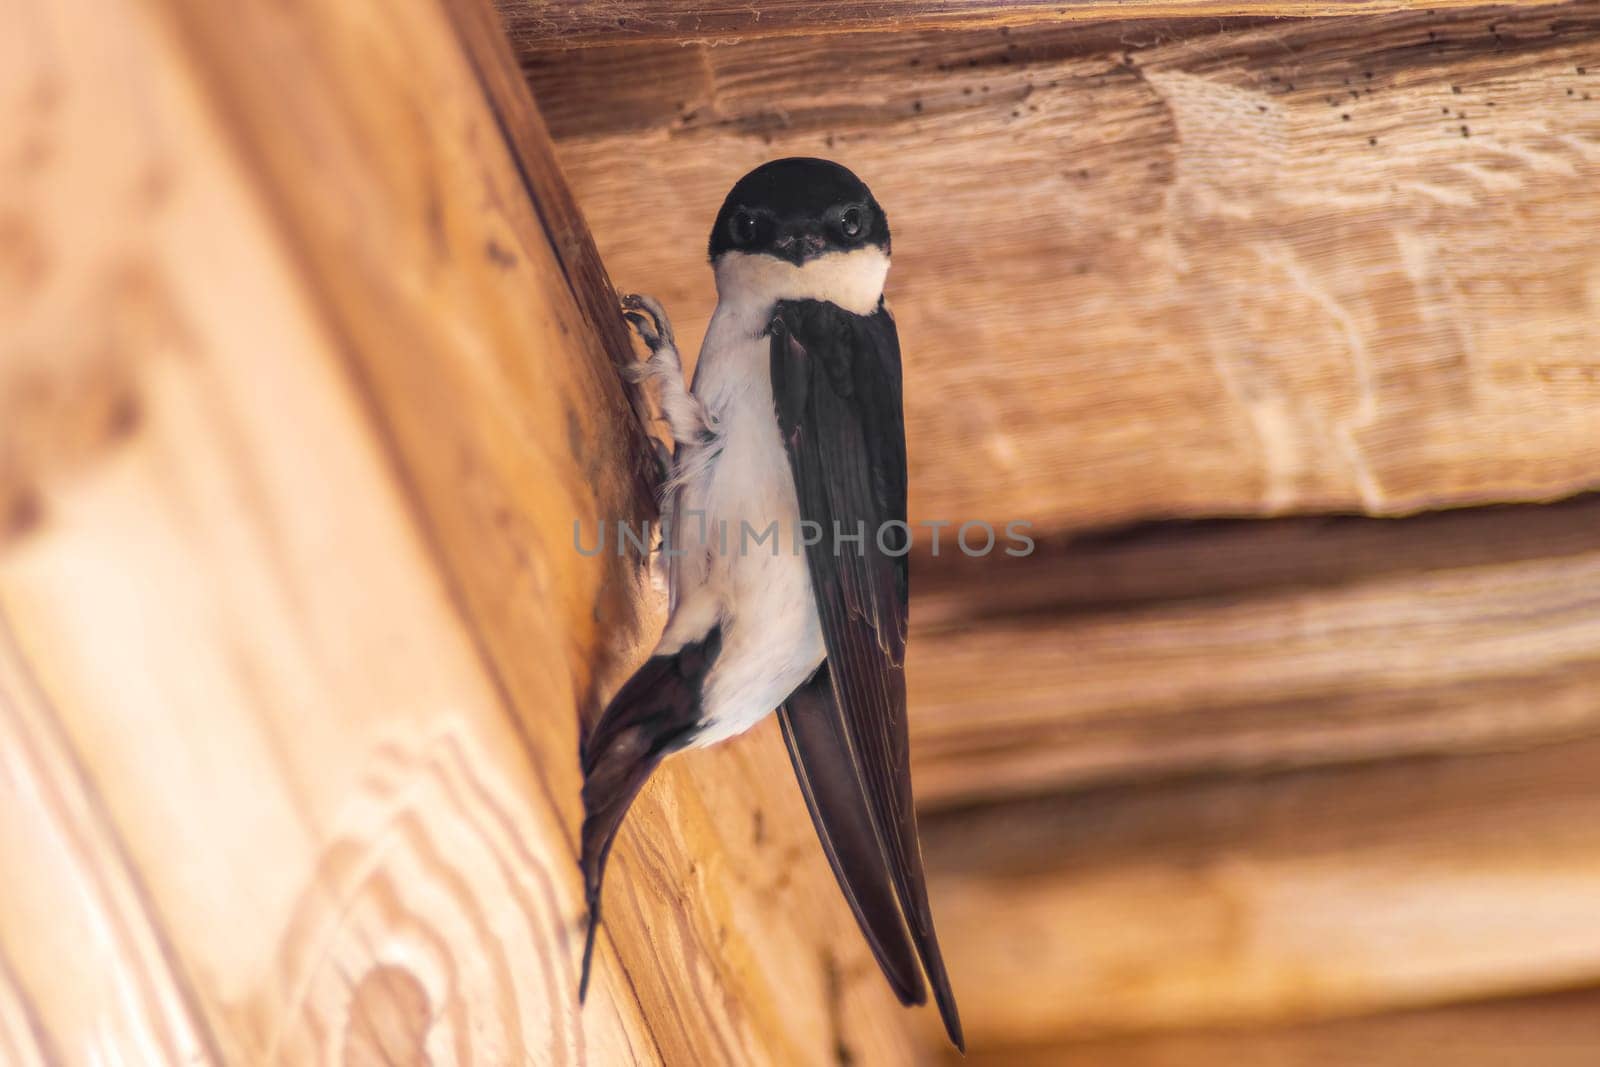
[770,299,963,1052]
[777,664,923,1003]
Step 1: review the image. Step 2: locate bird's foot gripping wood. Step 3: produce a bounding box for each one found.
[621,293,713,448]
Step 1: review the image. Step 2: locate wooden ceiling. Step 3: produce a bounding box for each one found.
[512,1,1600,1057]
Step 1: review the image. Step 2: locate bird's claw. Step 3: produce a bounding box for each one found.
[622,310,660,351]
[617,292,706,449]
[621,293,674,352]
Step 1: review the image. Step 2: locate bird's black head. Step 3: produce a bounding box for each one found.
[708,158,890,266]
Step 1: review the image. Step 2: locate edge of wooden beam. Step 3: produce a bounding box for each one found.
[498,0,1530,49]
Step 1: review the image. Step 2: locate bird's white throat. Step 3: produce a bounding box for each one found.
[712,247,890,319]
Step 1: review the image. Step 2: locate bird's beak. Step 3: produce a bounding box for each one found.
[773,229,828,266]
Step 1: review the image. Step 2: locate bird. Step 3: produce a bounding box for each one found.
[578,157,963,1052]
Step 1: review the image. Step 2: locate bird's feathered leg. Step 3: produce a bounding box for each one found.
[621,293,713,449]
[620,293,719,595]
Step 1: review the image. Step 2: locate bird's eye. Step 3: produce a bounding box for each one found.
[839,206,865,239]
[730,212,758,245]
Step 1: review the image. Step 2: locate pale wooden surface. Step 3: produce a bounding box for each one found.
[532,4,1600,535]
[960,987,1600,1066]
[922,737,1600,1046]
[499,0,1554,47]
[907,494,1600,807]
[0,0,917,1061]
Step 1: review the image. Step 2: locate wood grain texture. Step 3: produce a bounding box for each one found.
[906,494,1600,807]
[0,0,917,1061]
[530,4,1600,535]
[499,0,1551,48]
[958,986,1600,1066]
[922,737,1600,1047]
[0,622,216,1064]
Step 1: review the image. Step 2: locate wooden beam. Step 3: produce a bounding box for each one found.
[958,986,1600,1066]
[921,738,1600,1047]
[0,0,915,1061]
[498,0,1548,48]
[530,5,1600,535]
[906,495,1600,808]
[911,493,1600,627]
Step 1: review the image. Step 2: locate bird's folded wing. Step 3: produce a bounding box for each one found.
[777,664,923,1003]
[769,299,963,1052]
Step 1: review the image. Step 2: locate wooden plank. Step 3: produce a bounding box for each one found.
[0,0,916,1061]
[0,625,217,1063]
[530,5,1600,535]
[498,0,1548,48]
[906,495,1600,808]
[959,987,1600,1066]
[921,738,1600,1046]
[911,493,1600,627]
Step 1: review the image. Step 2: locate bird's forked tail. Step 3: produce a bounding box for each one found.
[577,627,721,1001]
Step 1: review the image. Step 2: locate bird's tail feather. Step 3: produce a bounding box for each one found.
[577,627,721,1001]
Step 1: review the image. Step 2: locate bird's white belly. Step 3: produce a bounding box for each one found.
[668,324,826,747]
